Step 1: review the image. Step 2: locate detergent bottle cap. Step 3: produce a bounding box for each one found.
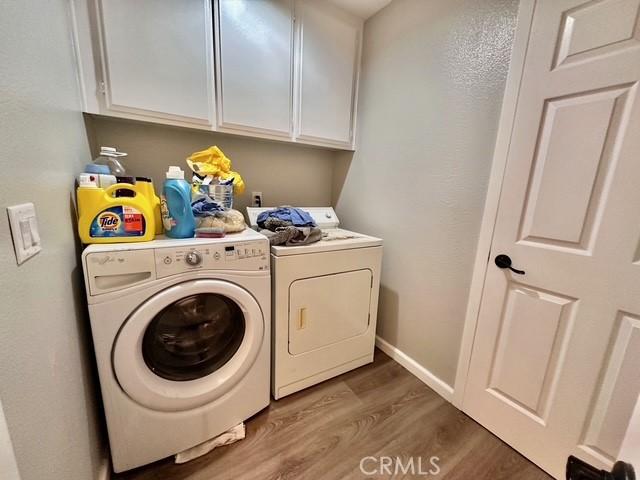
[166,166,185,180]
[78,173,99,188]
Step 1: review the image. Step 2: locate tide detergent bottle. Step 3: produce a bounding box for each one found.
[77,179,156,243]
[161,166,195,238]
[135,177,163,235]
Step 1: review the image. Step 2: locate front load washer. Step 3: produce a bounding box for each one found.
[81,230,270,472]
[247,207,382,400]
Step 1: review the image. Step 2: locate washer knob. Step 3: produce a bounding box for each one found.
[185,251,202,266]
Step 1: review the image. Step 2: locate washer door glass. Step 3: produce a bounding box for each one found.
[142,293,245,381]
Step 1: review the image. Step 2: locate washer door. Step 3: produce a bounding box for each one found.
[113,279,264,412]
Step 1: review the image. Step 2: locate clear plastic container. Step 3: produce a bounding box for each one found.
[210,184,233,209]
[94,146,128,175]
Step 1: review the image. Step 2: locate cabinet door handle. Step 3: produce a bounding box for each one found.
[298,307,307,330]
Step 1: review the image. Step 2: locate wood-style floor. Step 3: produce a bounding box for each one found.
[114,349,553,480]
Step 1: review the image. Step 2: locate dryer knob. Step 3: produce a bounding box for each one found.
[185,251,202,266]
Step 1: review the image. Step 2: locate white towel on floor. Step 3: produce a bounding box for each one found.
[174,423,245,464]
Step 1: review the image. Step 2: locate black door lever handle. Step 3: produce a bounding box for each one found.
[495,254,525,275]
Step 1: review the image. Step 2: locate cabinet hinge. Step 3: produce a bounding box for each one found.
[99,81,106,95]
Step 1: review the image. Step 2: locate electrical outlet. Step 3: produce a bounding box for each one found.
[252,192,263,207]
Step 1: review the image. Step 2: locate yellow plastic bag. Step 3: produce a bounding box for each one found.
[186,146,245,194]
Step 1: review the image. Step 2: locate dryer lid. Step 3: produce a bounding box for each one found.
[246,207,340,229]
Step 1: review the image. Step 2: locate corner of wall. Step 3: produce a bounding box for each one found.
[330,150,354,208]
[375,336,454,402]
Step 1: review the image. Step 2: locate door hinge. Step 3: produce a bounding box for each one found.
[98,81,106,95]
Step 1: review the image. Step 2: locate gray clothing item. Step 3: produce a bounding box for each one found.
[260,226,323,246]
[286,226,323,246]
[262,217,293,231]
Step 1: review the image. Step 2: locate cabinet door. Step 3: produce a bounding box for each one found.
[295,0,361,147]
[215,0,294,136]
[98,0,214,125]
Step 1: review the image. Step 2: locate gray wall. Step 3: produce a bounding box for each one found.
[333,0,519,386]
[86,116,336,215]
[0,1,104,479]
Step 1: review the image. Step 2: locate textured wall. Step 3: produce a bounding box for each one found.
[333,0,519,386]
[0,1,104,479]
[87,116,335,214]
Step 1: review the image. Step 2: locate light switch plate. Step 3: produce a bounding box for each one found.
[7,203,41,265]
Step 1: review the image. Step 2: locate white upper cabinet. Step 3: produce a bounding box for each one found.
[294,0,362,147]
[82,0,215,125]
[215,0,294,136]
[71,0,361,149]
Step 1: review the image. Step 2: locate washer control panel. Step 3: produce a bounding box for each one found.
[184,250,202,266]
[154,241,269,278]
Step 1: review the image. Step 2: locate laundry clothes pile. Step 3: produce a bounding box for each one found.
[191,195,246,233]
[256,207,316,228]
[257,207,323,246]
[191,195,225,216]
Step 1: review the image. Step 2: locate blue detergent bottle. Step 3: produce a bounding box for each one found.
[161,166,196,238]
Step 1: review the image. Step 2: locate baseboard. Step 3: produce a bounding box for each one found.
[97,450,111,480]
[375,335,454,403]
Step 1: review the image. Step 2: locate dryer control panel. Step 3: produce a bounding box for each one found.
[154,241,269,278]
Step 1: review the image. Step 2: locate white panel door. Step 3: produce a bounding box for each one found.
[98,0,214,125]
[215,0,293,136]
[620,396,640,467]
[463,1,640,478]
[295,0,361,146]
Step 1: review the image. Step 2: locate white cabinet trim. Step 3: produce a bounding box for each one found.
[70,0,101,114]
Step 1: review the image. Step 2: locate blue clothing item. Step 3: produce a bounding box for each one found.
[192,196,225,216]
[257,207,316,228]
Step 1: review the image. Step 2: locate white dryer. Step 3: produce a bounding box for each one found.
[81,230,270,472]
[247,207,382,399]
